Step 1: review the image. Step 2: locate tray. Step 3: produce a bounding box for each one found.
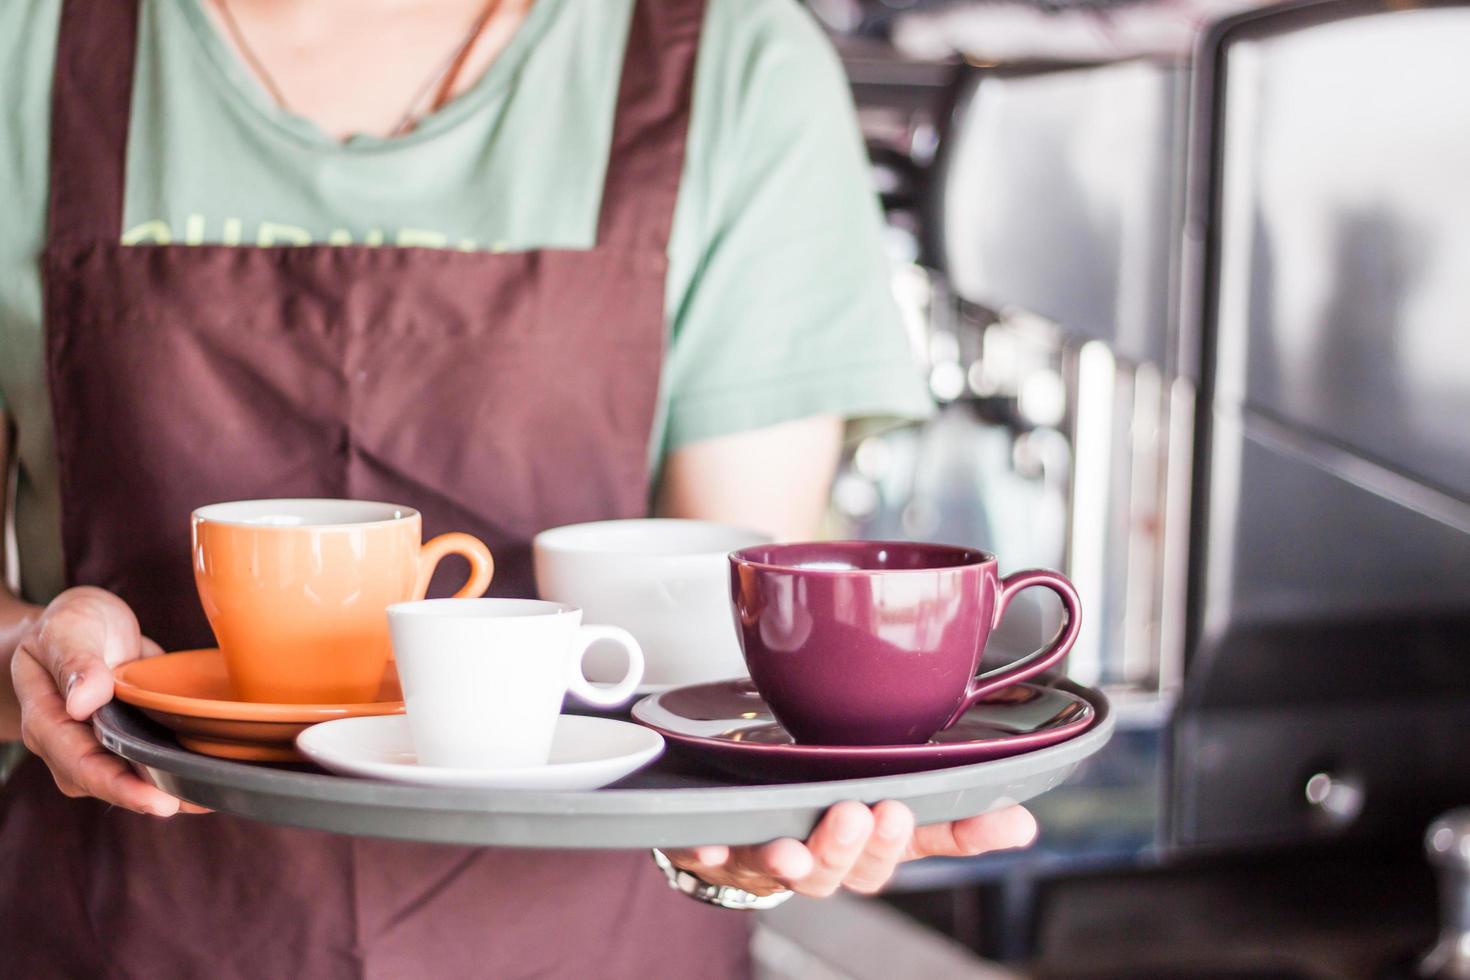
[93,676,1114,850]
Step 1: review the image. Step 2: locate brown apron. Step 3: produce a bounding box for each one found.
[0,0,752,976]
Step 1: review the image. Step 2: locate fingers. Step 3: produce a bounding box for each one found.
[657,844,729,880]
[32,618,113,724]
[13,644,186,817]
[22,587,146,722]
[694,840,812,882]
[661,838,811,897]
[788,800,874,897]
[905,805,1038,861]
[666,801,877,899]
[663,803,1041,902]
[747,837,815,882]
[843,800,915,894]
[728,837,814,888]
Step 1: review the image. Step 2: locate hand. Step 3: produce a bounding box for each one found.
[663,800,1037,898]
[11,586,202,816]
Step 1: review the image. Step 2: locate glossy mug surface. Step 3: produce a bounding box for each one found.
[533,519,771,687]
[387,598,644,769]
[729,541,1082,746]
[193,499,494,704]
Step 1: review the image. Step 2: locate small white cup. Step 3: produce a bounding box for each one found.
[532,519,772,688]
[386,598,644,770]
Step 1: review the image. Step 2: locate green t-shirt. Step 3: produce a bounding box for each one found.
[0,0,932,604]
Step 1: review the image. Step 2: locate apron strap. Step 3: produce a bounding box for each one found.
[596,0,706,255]
[47,0,701,253]
[47,0,139,248]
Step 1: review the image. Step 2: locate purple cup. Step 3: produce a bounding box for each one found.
[728,541,1082,746]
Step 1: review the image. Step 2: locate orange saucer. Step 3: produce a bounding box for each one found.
[112,649,404,762]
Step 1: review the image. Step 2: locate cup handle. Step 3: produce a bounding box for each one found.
[943,568,1083,728]
[414,533,495,600]
[566,625,645,707]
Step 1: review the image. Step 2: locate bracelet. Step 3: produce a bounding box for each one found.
[650,848,794,911]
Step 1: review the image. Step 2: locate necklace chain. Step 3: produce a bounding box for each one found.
[212,0,502,138]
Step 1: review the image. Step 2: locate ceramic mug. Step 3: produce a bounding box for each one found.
[532,519,772,688]
[193,499,494,704]
[386,598,644,769]
[729,541,1082,746]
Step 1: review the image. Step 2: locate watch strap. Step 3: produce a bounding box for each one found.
[650,848,794,911]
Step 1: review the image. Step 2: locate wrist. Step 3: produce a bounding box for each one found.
[0,590,43,652]
[650,848,795,911]
[0,592,44,741]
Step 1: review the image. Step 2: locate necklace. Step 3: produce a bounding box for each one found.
[212,0,503,138]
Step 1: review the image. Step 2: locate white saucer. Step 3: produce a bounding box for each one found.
[296,714,664,790]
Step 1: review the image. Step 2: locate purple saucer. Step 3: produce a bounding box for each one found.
[630,679,1095,782]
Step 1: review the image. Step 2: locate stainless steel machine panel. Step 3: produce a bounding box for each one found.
[1212,7,1470,499]
[1175,0,1470,849]
[939,60,1188,369]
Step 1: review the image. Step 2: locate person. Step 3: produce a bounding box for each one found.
[0,0,1039,975]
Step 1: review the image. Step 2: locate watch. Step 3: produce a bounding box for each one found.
[650,848,795,911]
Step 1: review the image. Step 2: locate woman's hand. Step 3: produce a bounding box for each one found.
[11,586,198,816]
[663,800,1037,898]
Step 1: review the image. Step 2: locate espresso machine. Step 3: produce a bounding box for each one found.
[825,0,1470,969]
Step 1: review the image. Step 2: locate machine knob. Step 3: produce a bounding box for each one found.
[1421,808,1470,979]
[1304,771,1365,829]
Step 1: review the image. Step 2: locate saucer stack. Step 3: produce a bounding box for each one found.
[112,648,404,762]
[631,678,1095,782]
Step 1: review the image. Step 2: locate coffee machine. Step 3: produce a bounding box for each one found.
[1174,0,1470,850]
[829,0,1470,960]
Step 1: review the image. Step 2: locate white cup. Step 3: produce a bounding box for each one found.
[532,519,772,688]
[386,598,644,770]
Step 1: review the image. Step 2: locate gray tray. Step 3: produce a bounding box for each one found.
[93,677,1113,849]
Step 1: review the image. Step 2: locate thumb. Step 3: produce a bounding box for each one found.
[25,588,147,721]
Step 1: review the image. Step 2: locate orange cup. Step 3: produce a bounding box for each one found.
[192,499,494,704]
